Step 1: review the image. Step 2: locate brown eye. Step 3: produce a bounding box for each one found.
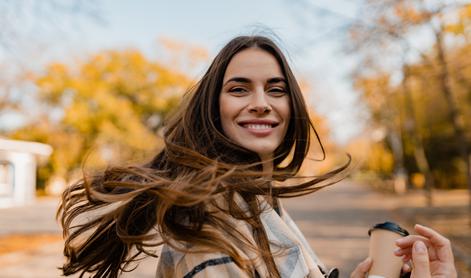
[268,87,286,96]
[228,87,248,94]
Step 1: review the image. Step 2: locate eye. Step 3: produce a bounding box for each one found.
[268,87,287,96]
[228,87,248,94]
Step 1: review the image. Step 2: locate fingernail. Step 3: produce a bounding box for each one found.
[416,223,428,230]
[403,263,411,272]
[394,248,401,254]
[395,238,404,244]
[414,241,426,253]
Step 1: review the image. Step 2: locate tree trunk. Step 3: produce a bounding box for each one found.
[435,29,471,223]
[402,65,434,206]
[387,125,408,194]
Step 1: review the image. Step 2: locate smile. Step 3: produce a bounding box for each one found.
[243,124,273,129]
[237,120,279,128]
[237,120,280,137]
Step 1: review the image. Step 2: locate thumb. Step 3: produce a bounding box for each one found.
[411,241,431,278]
[350,257,372,278]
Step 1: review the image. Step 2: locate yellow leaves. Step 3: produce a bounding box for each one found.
[366,142,395,176]
[63,101,93,132]
[349,1,471,187]
[36,63,71,103]
[445,22,465,35]
[344,133,394,176]
[25,43,201,183]
[98,119,158,151]
[393,2,429,24]
[466,8,471,23]
[459,3,471,19]
[444,4,471,36]
[354,73,392,115]
[411,173,425,188]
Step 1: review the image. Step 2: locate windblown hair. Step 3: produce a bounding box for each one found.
[58,35,350,278]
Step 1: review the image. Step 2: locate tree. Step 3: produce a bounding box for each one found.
[347,1,471,205]
[9,48,194,191]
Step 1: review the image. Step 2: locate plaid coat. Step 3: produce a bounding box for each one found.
[156,195,336,278]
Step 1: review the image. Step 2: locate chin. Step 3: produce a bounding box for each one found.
[247,147,277,159]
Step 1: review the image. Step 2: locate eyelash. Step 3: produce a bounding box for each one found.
[227,87,287,95]
[228,87,247,93]
[269,87,286,94]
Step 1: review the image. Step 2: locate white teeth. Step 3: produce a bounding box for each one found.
[244,124,272,129]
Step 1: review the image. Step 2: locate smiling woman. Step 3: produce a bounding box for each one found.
[219,48,290,165]
[57,35,351,278]
[56,34,459,278]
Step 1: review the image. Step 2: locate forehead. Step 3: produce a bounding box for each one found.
[223,48,283,82]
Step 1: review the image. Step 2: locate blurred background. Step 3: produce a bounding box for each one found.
[0,0,470,277]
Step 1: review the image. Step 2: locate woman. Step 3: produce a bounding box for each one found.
[58,35,456,278]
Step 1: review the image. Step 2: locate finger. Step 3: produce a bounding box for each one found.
[396,246,434,260]
[395,235,430,248]
[394,247,411,256]
[414,224,451,249]
[414,224,453,262]
[411,241,432,278]
[350,257,372,278]
[402,261,412,273]
[396,236,440,262]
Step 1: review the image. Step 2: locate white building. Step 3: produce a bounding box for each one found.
[0,138,52,208]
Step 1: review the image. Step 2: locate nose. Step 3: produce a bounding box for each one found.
[248,87,272,114]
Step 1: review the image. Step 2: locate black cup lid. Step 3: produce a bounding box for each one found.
[368,221,409,237]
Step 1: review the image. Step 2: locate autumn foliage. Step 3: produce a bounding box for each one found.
[349,1,471,190]
[10,48,194,190]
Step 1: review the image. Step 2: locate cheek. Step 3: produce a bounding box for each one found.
[219,95,245,121]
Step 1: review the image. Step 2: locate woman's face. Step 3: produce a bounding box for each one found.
[219,47,290,160]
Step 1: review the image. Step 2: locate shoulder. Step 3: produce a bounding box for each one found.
[156,244,252,278]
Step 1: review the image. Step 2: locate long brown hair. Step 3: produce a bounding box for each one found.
[58,35,350,278]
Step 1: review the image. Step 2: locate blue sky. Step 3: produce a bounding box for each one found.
[2,0,365,144]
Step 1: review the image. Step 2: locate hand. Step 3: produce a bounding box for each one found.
[394,224,457,278]
[350,257,372,278]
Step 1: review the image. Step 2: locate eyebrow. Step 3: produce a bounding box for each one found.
[223,77,286,86]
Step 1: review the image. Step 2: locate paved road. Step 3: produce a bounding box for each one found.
[0,181,468,277]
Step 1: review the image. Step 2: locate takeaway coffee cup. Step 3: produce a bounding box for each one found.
[368,221,409,278]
